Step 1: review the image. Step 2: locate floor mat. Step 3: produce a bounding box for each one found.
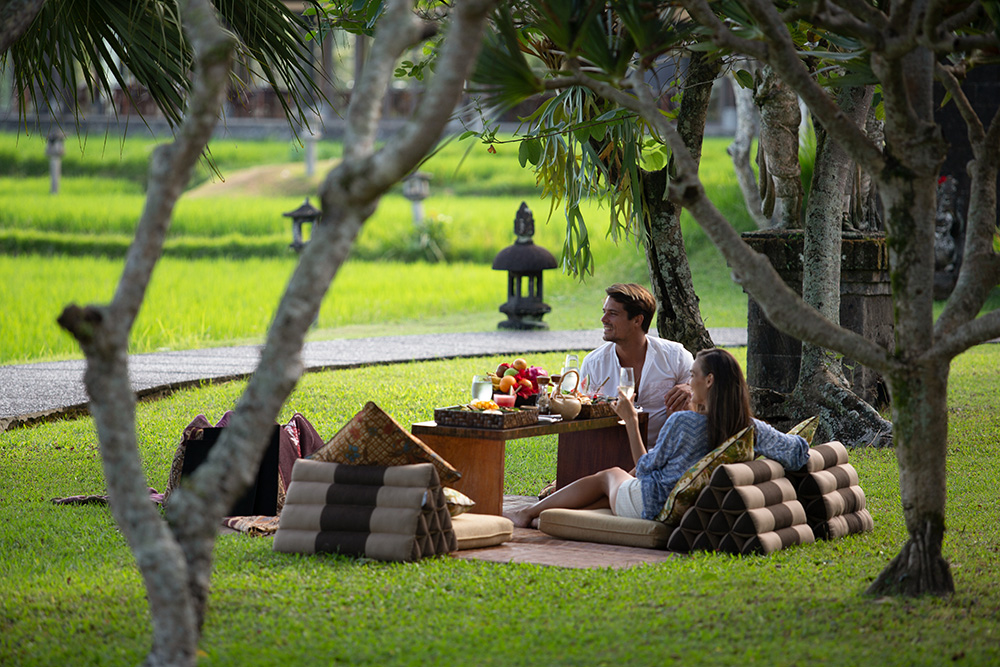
[450,495,681,569]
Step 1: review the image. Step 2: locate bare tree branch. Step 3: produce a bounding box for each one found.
[935,62,986,144]
[933,76,1000,340]
[828,0,890,32]
[791,0,886,45]
[683,0,886,175]
[932,308,1000,359]
[54,0,237,662]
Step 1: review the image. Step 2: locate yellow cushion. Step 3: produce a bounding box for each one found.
[538,508,672,549]
[450,513,513,550]
[788,415,819,445]
[310,401,460,484]
[656,425,755,525]
[443,486,476,517]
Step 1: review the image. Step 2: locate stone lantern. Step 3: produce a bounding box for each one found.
[283,198,321,252]
[492,202,557,330]
[402,171,431,225]
[46,126,66,195]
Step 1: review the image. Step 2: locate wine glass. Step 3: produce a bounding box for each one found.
[619,367,635,401]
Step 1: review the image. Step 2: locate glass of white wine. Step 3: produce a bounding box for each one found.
[619,367,635,401]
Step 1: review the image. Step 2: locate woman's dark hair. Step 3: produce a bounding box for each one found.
[605,283,656,333]
[697,348,753,449]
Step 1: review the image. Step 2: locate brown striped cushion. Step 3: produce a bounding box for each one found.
[721,477,797,511]
[786,442,875,540]
[273,461,457,561]
[792,463,860,497]
[694,486,727,511]
[720,524,815,555]
[673,453,811,556]
[709,459,785,489]
[730,501,808,537]
[802,486,867,521]
[813,509,875,539]
[666,526,697,553]
[799,441,849,472]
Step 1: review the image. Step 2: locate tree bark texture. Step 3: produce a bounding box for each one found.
[642,50,717,354]
[56,1,237,664]
[726,62,768,229]
[754,65,801,228]
[867,361,953,596]
[0,0,46,53]
[792,84,892,445]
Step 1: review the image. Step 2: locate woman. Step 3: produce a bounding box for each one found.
[505,348,810,528]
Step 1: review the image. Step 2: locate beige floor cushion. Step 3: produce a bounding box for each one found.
[538,508,672,549]
[451,513,514,550]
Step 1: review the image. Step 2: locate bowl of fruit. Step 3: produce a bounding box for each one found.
[490,357,548,407]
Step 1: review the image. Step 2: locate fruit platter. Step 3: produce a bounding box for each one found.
[489,357,548,407]
[434,399,539,430]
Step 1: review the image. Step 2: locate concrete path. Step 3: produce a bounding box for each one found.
[0,328,746,430]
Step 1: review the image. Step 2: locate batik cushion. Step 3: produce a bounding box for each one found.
[788,415,819,445]
[656,426,754,525]
[443,487,475,517]
[310,401,460,484]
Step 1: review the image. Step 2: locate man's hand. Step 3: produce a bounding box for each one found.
[664,383,693,416]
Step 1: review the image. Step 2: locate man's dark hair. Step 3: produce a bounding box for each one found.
[605,283,656,333]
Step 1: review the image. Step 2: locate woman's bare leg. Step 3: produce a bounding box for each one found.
[504,467,633,528]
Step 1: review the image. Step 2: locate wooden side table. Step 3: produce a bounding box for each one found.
[411,413,648,515]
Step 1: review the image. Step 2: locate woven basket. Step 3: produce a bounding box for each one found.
[434,405,539,429]
[578,400,617,420]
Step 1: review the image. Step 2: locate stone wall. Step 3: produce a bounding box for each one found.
[742,230,892,408]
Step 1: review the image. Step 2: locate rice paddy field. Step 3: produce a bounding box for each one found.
[0,131,753,364]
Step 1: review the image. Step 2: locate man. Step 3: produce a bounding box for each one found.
[580,283,694,445]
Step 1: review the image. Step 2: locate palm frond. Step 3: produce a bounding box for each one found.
[469,5,544,113]
[7,0,327,130]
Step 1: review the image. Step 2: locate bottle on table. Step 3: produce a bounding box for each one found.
[560,354,579,392]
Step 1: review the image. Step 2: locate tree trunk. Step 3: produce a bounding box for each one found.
[755,65,802,228]
[791,85,892,445]
[642,51,717,354]
[0,0,47,53]
[867,361,953,596]
[56,1,496,664]
[727,62,768,228]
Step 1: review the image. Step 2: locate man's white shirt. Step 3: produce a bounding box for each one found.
[580,336,694,445]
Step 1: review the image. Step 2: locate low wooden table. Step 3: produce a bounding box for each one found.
[412,413,648,515]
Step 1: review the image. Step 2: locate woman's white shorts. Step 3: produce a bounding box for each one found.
[614,476,644,519]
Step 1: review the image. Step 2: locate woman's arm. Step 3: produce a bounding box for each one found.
[613,386,647,466]
[753,418,810,470]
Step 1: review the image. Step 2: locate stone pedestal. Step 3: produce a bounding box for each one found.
[742,230,892,408]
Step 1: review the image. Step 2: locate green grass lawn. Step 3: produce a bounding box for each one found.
[0,132,753,364]
[1,347,999,666]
